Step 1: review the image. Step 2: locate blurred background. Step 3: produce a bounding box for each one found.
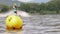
[0,0,60,15]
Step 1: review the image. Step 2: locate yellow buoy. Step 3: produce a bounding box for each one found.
[6,15,23,30]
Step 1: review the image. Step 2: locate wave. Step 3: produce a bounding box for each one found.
[0,10,31,17]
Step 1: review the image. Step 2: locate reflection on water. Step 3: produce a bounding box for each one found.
[6,29,23,34]
[0,15,60,34]
[6,27,23,34]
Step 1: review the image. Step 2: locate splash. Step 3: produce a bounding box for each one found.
[0,10,31,17]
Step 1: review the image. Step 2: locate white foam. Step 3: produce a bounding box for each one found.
[0,10,31,17]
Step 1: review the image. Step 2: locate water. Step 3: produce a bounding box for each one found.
[0,15,60,34]
[0,10,31,17]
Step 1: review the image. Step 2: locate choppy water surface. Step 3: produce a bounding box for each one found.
[0,15,60,34]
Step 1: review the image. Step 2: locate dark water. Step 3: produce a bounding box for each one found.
[0,15,60,34]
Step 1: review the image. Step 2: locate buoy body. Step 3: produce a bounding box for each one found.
[6,15,23,29]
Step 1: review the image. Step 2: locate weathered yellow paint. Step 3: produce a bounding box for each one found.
[6,15,23,29]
